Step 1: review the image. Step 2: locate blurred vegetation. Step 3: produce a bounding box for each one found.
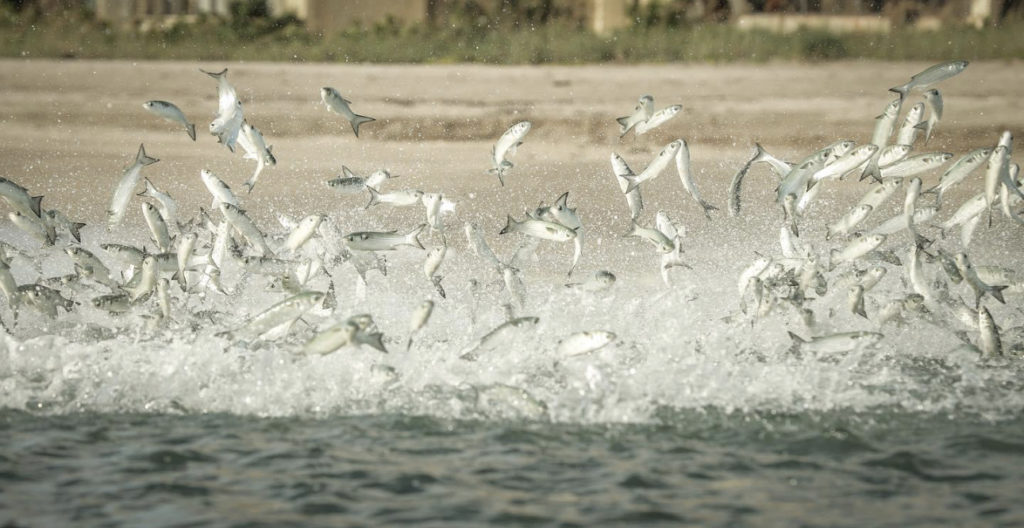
[0,0,1023,63]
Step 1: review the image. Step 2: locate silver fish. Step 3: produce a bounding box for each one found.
[423,241,447,299]
[827,204,873,241]
[624,139,683,194]
[788,330,883,354]
[65,247,117,290]
[142,202,172,252]
[848,285,867,318]
[19,284,75,318]
[610,153,643,220]
[237,121,277,193]
[922,89,943,143]
[557,330,616,357]
[367,188,423,208]
[321,86,375,137]
[978,306,1002,358]
[285,214,324,253]
[9,211,54,246]
[0,177,43,219]
[565,270,616,292]
[925,148,991,203]
[345,224,426,251]
[142,100,195,141]
[889,60,969,101]
[878,144,912,167]
[201,68,244,151]
[500,215,577,242]
[829,234,886,271]
[635,104,682,136]
[870,98,902,149]
[221,291,325,344]
[406,299,435,352]
[616,95,654,137]
[880,152,952,179]
[896,102,927,147]
[108,144,158,226]
[200,169,239,208]
[459,316,540,361]
[955,252,1007,306]
[488,121,531,185]
[870,207,937,236]
[812,144,877,182]
[623,221,673,254]
[326,166,369,194]
[220,203,273,257]
[675,140,717,218]
[126,255,157,303]
[137,178,179,231]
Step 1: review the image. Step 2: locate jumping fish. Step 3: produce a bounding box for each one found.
[321,86,375,137]
[221,291,325,344]
[610,153,643,220]
[237,121,277,193]
[142,100,196,141]
[500,215,577,243]
[616,95,654,137]
[406,300,434,352]
[557,330,616,357]
[108,144,158,226]
[624,139,684,194]
[488,121,531,186]
[675,140,717,218]
[345,224,426,251]
[922,89,943,143]
[889,60,969,101]
[635,104,682,136]
[201,68,244,151]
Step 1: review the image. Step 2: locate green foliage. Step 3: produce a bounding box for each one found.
[0,7,1023,63]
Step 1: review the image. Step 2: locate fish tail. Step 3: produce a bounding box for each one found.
[859,155,881,183]
[365,187,381,209]
[406,224,427,250]
[615,116,631,136]
[136,144,159,166]
[350,114,375,138]
[991,285,1008,305]
[701,200,718,220]
[70,222,85,243]
[624,175,641,195]
[29,195,43,218]
[359,332,387,354]
[622,221,640,239]
[499,215,517,235]
[186,122,197,141]
[199,67,227,80]
[751,142,770,164]
[432,275,446,299]
[888,84,909,103]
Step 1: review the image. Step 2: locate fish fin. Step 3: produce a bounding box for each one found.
[855,304,867,319]
[499,215,516,235]
[555,191,569,208]
[700,200,718,219]
[624,175,641,195]
[365,187,381,209]
[406,224,426,250]
[787,331,807,344]
[350,114,375,138]
[432,275,446,299]
[359,332,387,353]
[70,222,85,243]
[199,68,228,80]
[29,195,43,218]
[888,84,909,103]
[859,156,881,183]
[991,285,1008,305]
[615,116,631,136]
[622,221,640,239]
[186,122,197,141]
[136,144,159,166]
